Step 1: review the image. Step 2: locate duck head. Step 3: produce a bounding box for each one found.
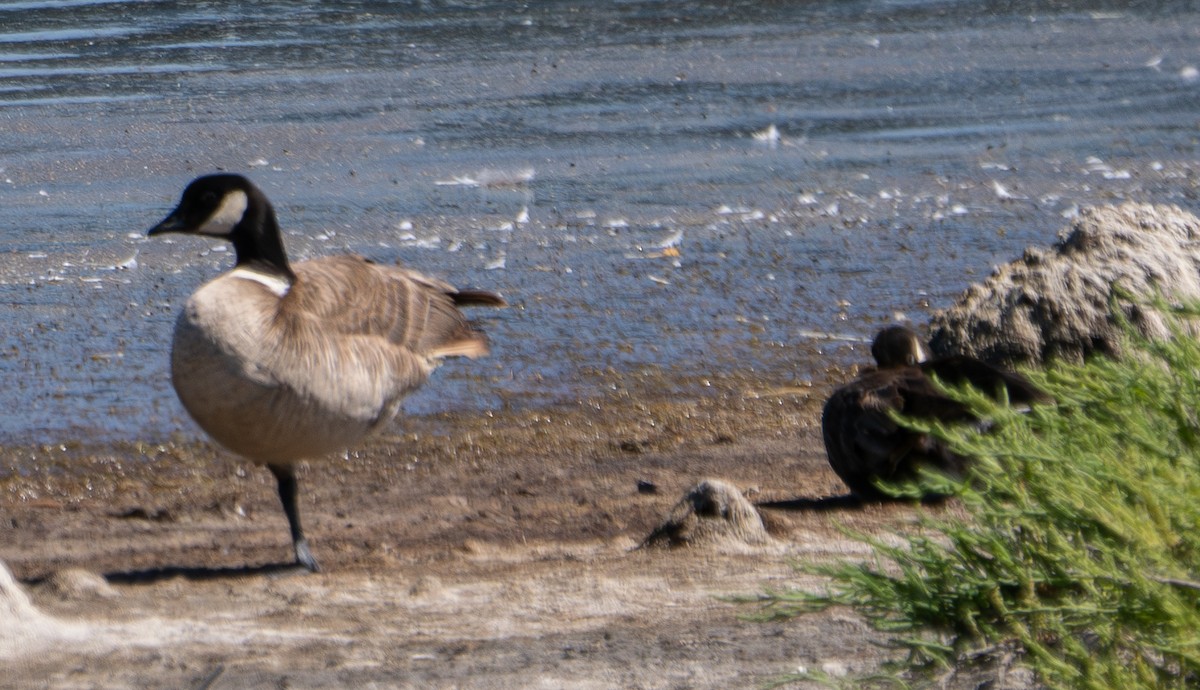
[870,325,932,368]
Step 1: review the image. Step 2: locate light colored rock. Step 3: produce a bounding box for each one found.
[41,568,120,601]
[930,203,1200,365]
[0,558,45,627]
[641,479,775,551]
[0,558,88,657]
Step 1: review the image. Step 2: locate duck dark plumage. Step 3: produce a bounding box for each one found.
[822,325,1050,499]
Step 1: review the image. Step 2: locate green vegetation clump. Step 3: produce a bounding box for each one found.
[753,308,1200,689]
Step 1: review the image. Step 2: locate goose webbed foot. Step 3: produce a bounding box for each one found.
[293,537,321,573]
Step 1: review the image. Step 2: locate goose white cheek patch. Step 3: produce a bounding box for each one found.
[197,189,249,236]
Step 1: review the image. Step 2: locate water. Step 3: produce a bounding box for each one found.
[0,1,1197,443]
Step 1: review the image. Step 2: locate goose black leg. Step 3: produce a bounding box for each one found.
[267,463,320,572]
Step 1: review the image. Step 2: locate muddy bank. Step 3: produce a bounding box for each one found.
[0,376,956,689]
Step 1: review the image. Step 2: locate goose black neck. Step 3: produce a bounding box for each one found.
[231,195,297,283]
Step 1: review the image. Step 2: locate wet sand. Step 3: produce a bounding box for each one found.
[0,371,957,689]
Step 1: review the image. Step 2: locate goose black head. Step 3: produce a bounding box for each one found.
[870,325,932,368]
[148,173,264,238]
[148,173,294,281]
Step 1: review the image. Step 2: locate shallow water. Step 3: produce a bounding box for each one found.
[0,1,1197,444]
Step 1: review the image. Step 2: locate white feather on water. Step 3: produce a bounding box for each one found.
[485,251,507,270]
[794,329,872,344]
[435,167,536,188]
[991,180,1025,200]
[655,228,683,249]
[751,123,780,149]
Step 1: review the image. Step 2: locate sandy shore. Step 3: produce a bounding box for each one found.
[0,378,951,689]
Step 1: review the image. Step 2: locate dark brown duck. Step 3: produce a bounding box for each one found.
[822,325,1050,499]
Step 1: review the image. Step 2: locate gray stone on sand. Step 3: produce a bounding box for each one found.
[41,568,119,601]
[641,479,774,550]
[930,203,1200,366]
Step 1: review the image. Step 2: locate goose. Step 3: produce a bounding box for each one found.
[147,173,505,572]
[822,325,1049,499]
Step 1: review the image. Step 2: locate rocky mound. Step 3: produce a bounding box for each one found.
[641,479,775,551]
[930,203,1200,366]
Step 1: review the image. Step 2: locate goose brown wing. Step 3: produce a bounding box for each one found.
[286,256,501,359]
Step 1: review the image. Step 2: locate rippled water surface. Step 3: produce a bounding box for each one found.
[1,1,1197,443]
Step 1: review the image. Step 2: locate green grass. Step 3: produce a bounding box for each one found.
[748,305,1200,689]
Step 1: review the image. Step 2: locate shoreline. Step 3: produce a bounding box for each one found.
[0,351,988,688]
[0,367,842,580]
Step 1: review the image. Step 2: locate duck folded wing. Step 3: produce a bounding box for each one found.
[920,356,1052,407]
[823,370,976,496]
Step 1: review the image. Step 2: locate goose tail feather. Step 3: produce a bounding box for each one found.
[451,289,506,308]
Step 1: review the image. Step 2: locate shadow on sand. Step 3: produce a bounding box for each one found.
[100,562,309,585]
[757,493,949,512]
[755,493,866,511]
